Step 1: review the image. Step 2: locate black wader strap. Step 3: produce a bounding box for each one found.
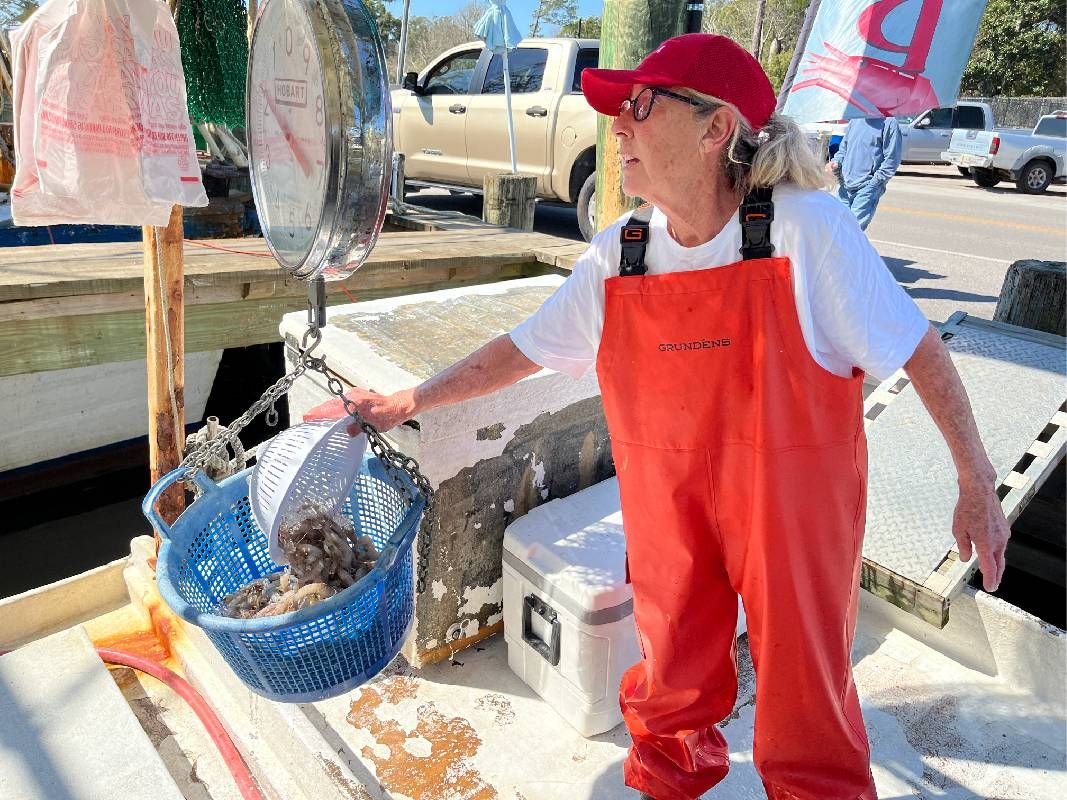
[618,204,654,276]
[739,186,775,260]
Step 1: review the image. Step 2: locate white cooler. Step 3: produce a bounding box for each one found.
[502,478,638,737]
[502,476,748,737]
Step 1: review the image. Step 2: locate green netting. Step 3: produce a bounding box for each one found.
[178,0,248,127]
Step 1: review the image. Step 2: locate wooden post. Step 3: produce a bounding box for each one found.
[483,173,536,230]
[139,0,187,535]
[596,1,694,232]
[994,260,1066,336]
[144,205,186,527]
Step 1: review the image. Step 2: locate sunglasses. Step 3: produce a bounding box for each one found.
[618,87,712,121]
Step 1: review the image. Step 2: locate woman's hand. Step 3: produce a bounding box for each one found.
[303,386,416,434]
[953,482,1010,592]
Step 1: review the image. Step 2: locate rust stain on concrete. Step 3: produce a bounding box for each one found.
[379,675,419,705]
[86,581,182,668]
[347,679,497,800]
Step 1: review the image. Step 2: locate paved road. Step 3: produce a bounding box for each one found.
[408,164,1065,325]
[869,165,1064,324]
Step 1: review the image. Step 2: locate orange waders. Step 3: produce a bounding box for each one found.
[596,191,877,800]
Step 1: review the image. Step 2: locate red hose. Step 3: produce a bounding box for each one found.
[95,648,264,800]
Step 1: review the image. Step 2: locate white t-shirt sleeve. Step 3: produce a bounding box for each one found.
[810,213,929,382]
[509,239,610,379]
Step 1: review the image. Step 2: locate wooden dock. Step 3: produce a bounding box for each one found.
[0,208,588,378]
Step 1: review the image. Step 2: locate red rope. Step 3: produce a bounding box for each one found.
[181,238,361,303]
[182,238,274,258]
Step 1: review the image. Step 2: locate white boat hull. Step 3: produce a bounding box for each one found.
[0,351,223,473]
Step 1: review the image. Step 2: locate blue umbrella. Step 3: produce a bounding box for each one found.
[474,1,523,173]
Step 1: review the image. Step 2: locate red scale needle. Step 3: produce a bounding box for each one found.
[260,82,313,179]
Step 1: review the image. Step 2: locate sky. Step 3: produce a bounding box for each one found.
[392,1,605,37]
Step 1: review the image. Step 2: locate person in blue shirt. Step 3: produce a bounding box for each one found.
[826,116,902,230]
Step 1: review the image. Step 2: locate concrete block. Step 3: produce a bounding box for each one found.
[281,277,614,665]
[0,627,184,800]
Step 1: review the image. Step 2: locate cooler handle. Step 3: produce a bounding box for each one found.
[522,594,561,667]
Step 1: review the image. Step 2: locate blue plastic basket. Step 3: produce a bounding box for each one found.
[142,452,426,703]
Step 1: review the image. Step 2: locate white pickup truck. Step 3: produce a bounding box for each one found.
[941,112,1067,194]
[392,38,599,239]
[803,101,994,167]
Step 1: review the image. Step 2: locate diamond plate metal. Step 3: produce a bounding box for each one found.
[863,320,1065,585]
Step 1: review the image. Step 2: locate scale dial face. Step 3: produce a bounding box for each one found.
[248,0,328,271]
[248,0,392,281]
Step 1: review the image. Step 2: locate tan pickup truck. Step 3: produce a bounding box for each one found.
[392,38,599,240]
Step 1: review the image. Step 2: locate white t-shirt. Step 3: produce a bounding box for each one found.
[510,184,928,383]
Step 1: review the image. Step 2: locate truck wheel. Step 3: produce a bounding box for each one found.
[577,172,596,242]
[1015,159,1053,194]
[971,168,1001,188]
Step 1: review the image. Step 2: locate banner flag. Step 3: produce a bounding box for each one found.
[782,0,988,124]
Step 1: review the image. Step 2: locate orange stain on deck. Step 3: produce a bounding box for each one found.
[347,677,497,800]
[85,568,184,670]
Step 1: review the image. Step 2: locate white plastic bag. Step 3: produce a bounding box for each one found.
[10,0,207,227]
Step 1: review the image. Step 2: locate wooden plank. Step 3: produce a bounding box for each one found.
[0,228,572,303]
[860,558,949,628]
[1002,471,1030,489]
[1028,440,1053,459]
[1001,428,1067,526]
[0,263,542,376]
[5,270,539,321]
[923,550,960,595]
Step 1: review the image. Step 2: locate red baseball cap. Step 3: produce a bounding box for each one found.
[581,33,776,130]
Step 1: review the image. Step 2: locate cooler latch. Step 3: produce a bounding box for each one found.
[522,594,561,666]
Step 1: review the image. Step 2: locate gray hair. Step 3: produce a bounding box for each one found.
[677,89,825,194]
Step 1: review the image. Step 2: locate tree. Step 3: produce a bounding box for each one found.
[529,0,577,37]
[763,48,793,93]
[560,15,601,39]
[705,0,807,60]
[402,1,487,75]
[960,0,1066,96]
[362,0,402,78]
[365,0,402,46]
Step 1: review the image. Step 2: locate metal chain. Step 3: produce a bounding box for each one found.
[178,324,435,593]
[176,326,320,477]
[302,355,436,595]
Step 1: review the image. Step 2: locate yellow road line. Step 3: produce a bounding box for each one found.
[880,204,1064,235]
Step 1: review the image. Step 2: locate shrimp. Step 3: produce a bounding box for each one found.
[222,507,378,618]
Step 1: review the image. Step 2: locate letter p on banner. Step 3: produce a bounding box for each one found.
[781,0,989,124]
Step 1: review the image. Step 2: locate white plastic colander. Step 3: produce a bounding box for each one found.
[250,417,368,564]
